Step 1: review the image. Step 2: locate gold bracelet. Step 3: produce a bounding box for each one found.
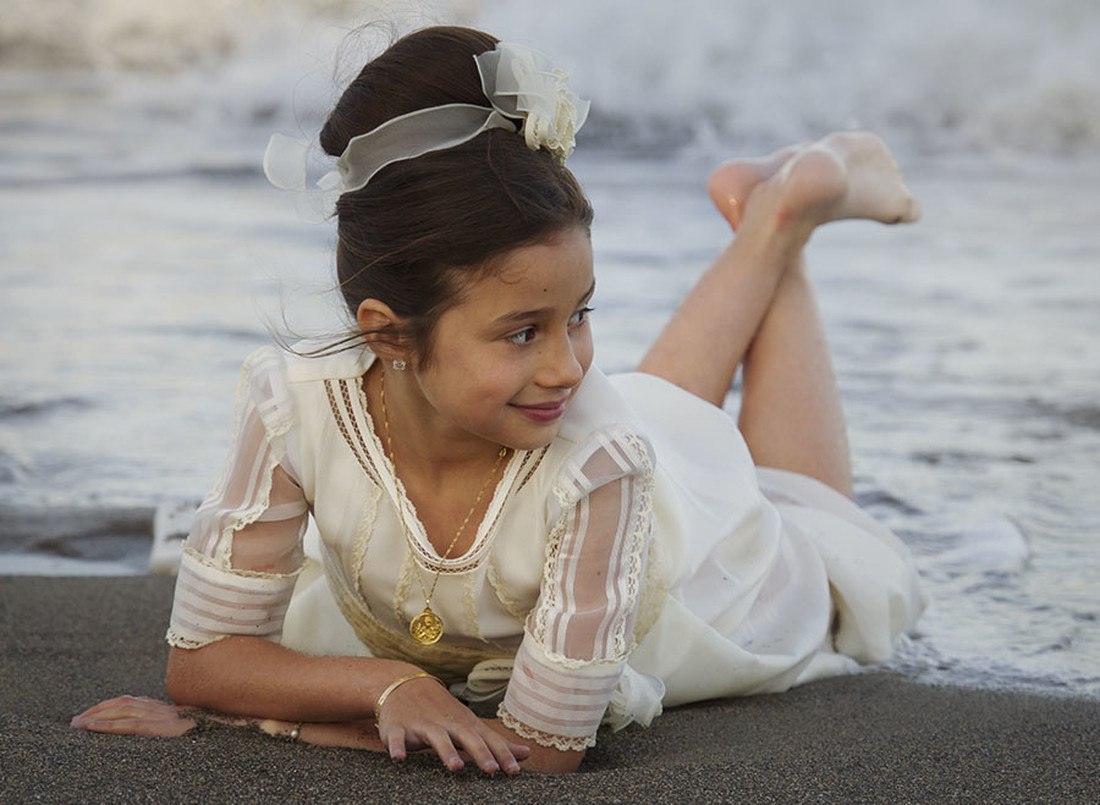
[288,723,302,741]
[374,672,444,719]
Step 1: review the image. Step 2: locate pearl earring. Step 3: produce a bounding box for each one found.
[392,359,407,371]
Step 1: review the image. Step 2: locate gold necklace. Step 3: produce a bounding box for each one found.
[378,368,508,646]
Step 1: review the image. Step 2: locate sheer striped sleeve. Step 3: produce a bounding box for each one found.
[499,425,654,750]
[167,348,308,650]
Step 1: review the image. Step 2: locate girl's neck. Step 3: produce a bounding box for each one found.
[367,361,505,483]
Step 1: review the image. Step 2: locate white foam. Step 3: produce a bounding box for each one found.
[3,0,1099,155]
[933,517,1030,574]
[475,0,1100,155]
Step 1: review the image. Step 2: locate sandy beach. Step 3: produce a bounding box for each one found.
[1,574,1095,803]
[2,3,1099,802]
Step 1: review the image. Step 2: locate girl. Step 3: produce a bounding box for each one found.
[72,26,925,775]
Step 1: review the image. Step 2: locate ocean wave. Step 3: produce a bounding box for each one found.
[2,0,1098,156]
[0,396,91,419]
[0,503,154,555]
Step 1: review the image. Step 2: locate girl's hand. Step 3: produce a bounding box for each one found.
[375,675,530,775]
[71,695,199,737]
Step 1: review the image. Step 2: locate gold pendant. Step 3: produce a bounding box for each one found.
[409,607,444,645]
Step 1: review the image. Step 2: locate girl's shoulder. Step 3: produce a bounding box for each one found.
[242,341,374,387]
[235,343,372,437]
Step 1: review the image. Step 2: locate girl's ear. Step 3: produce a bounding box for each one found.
[356,299,411,364]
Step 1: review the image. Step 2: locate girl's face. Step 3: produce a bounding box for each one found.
[409,226,596,452]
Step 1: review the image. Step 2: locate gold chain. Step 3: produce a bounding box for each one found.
[378,367,507,645]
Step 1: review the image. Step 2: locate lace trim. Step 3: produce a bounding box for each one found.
[533,646,630,671]
[183,546,303,580]
[616,430,666,647]
[456,450,541,571]
[326,378,385,488]
[339,375,535,574]
[632,522,668,646]
[165,629,228,650]
[610,430,654,659]
[530,426,655,664]
[486,552,532,621]
[498,703,597,751]
[517,447,547,489]
[350,483,382,589]
[534,509,569,640]
[482,449,548,620]
[219,455,279,568]
[327,374,528,650]
[462,572,484,640]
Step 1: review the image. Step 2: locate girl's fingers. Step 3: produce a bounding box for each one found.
[453,728,502,774]
[423,727,464,771]
[478,729,524,775]
[378,687,524,774]
[73,695,149,718]
[73,717,145,735]
[386,727,409,761]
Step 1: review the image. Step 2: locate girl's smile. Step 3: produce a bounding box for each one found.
[509,397,571,423]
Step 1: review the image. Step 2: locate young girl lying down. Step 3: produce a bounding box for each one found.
[72,25,925,775]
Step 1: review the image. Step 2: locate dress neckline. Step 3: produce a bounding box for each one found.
[350,362,529,572]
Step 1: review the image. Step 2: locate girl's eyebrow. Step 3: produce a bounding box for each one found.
[492,280,596,325]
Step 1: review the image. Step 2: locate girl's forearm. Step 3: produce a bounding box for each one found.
[166,636,421,723]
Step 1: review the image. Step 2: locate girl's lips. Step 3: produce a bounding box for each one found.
[511,399,568,422]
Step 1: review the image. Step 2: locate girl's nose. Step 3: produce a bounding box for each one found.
[539,334,584,389]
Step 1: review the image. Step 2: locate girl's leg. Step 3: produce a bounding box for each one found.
[736,255,852,495]
[637,133,918,495]
[634,149,836,406]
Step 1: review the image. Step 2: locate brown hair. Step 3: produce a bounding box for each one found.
[317,26,593,364]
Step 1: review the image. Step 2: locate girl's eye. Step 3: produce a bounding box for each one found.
[570,306,595,326]
[506,327,536,345]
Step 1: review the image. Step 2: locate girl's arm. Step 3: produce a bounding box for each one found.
[157,350,527,774]
[71,694,386,751]
[166,638,529,774]
[489,425,656,773]
[166,638,410,723]
[70,696,560,772]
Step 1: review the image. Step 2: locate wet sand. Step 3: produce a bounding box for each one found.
[1,574,1096,803]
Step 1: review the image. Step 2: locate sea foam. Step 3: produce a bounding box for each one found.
[2,0,1098,156]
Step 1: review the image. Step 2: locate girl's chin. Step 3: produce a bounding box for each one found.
[499,414,565,451]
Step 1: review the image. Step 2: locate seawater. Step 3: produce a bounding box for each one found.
[1,0,1098,698]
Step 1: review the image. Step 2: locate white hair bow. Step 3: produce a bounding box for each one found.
[262,42,590,221]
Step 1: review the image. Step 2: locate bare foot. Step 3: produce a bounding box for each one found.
[780,132,921,226]
[733,132,921,256]
[707,144,804,230]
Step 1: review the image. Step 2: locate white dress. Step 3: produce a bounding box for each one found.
[168,346,925,751]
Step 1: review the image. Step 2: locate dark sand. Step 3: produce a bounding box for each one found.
[1,575,1097,804]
